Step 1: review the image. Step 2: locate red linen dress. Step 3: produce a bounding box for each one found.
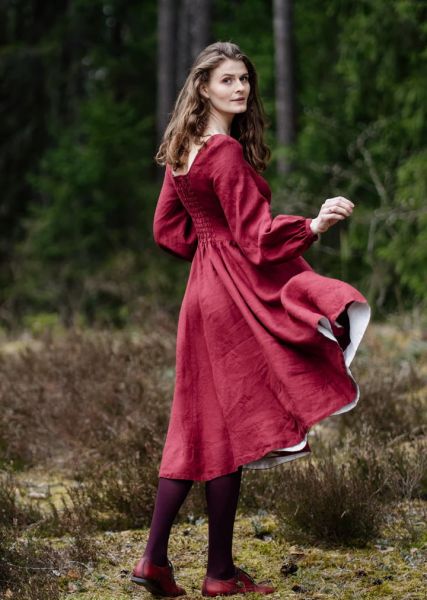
[153,133,371,482]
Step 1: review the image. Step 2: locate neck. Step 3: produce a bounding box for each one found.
[204,112,233,136]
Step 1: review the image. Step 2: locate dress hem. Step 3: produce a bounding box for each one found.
[158,300,370,482]
[242,299,371,471]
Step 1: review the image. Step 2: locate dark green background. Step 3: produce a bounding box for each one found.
[1,0,425,329]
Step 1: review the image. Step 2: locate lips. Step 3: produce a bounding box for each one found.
[232,98,245,101]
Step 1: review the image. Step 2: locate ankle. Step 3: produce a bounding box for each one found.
[142,553,169,568]
[206,564,236,580]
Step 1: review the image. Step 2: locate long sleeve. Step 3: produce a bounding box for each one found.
[211,138,319,266]
[153,164,198,262]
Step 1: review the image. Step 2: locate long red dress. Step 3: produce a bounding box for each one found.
[153,133,371,482]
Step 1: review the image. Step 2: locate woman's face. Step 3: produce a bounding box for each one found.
[200,59,250,116]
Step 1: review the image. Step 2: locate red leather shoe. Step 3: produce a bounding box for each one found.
[131,555,187,597]
[201,565,276,596]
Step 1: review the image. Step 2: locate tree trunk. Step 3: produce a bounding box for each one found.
[176,0,213,107]
[273,0,297,176]
[189,0,213,59]
[176,0,191,92]
[157,0,177,148]
[157,0,212,179]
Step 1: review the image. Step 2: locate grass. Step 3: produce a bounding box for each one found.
[13,505,424,599]
[0,308,426,598]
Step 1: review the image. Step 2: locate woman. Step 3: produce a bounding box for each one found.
[131,41,371,597]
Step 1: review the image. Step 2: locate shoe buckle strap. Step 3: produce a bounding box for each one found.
[237,566,255,583]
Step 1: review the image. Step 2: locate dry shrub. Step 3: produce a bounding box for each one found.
[381,439,427,501]
[261,423,427,547]
[239,467,278,514]
[338,358,426,443]
[390,500,427,547]
[36,482,97,538]
[0,526,63,600]
[338,425,427,502]
[0,522,100,599]
[0,467,99,600]
[1,319,424,541]
[271,443,388,547]
[72,432,207,530]
[0,324,207,530]
[0,325,175,469]
[71,435,165,530]
[0,467,44,529]
[38,487,100,575]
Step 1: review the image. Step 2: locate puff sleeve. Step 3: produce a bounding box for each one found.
[211,138,319,266]
[153,164,198,262]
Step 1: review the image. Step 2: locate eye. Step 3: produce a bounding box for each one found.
[222,75,250,83]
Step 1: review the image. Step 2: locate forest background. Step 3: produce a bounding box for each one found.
[1,0,426,333]
[0,3,426,598]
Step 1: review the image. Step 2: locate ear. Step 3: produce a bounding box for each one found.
[200,85,209,100]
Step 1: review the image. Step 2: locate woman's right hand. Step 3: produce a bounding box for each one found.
[310,196,355,235]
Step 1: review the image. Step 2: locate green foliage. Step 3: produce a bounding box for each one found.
[0,0,426,325]
[376,150,427,300]
[288,0,427,312]
[12,92,153,323]
[25,92,150,263]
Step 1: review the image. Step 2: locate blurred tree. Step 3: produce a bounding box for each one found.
[157,0,177,147]
[0,1,65,302]
[273,0,297,176]
[12,92,152,325]
[0,0,425,328]
[285,0,427,313]
[158,0,213,151]
[1,0,157,326]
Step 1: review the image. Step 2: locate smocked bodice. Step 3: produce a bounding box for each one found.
[173,175,235,245]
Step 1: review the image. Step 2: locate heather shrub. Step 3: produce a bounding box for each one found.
[0,467,100,599]
[271,442,389,547]
[0,467,44,528]
[1,317,424,540]
[72,408,208,529]
[0,323,207,530]
[243,419,427,548]
[0,526,62,600]
[0,326,172,468]
[337,358,426,443]
[381,438,427,501]
[36,482,97,538]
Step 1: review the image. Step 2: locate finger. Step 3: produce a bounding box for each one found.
[337,196,354,207]
[334,199,354,211]
[322,212,346,223]
[325,202,353,216]
[325,214,346,222]
[328,206,352,217]
[325,197,355,208]
[323,206,350,218]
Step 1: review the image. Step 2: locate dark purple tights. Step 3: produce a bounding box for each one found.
[143,466,243,579]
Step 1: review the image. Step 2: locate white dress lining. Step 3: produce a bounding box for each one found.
[242,301,371,470]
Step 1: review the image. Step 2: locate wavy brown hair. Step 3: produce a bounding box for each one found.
[155,41,271,173]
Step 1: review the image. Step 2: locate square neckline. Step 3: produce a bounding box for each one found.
[170,133,234,178]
